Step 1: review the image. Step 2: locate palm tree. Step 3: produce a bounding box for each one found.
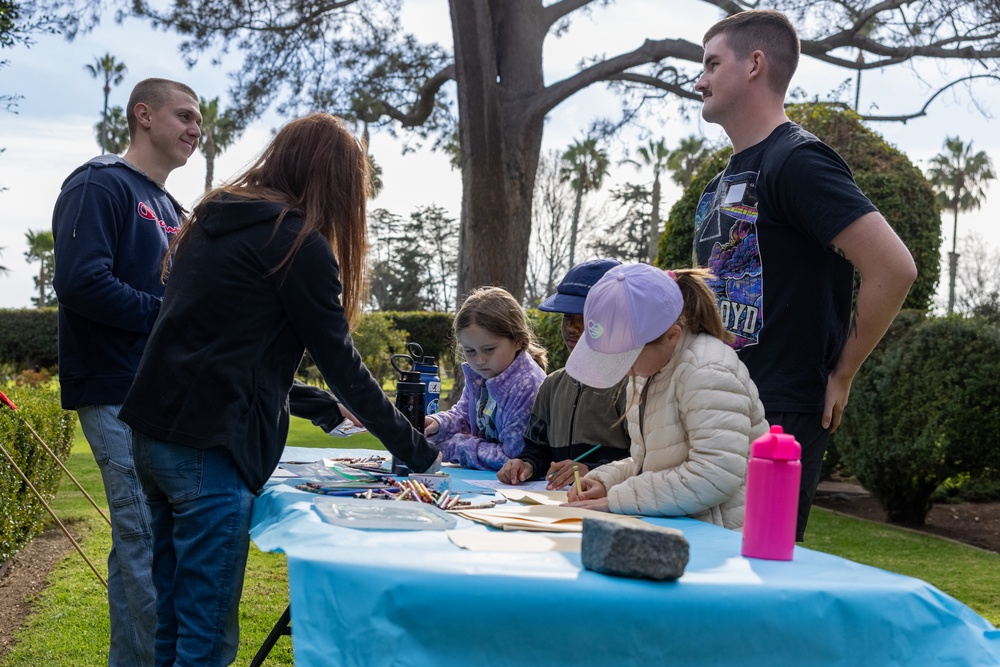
[0,246,9,276]
[559,137,610,266]
[94,105,130,154]
[24,229,55,308]
[622,139,670,263]
[667,135,711,188]
[84,53,127,155]
[927,136,996,313]
[199,97,240,191]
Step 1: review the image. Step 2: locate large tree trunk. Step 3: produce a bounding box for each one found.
[449,0,545,303]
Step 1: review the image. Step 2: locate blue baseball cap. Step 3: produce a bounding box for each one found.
[538,258,622,314]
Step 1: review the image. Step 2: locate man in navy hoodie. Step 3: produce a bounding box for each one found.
[52,78,202,667]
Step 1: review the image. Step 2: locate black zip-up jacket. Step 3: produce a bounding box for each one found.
[517,369,631,480]
[120,195,437,490]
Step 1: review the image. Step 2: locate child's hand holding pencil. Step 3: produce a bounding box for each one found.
[545,459,589,490]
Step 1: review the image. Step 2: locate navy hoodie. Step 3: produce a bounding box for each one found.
[51,155,184,410]
[119,195,438,490]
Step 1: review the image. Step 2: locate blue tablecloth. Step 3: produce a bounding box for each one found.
[251,447,1000,667]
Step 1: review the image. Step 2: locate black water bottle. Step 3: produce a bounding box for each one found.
[392,363,426,476]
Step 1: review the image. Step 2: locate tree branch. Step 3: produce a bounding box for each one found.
[606,72,703,102]
[541,0,596,31]
[859,74,1000,122]
[527,37,704,121]
[376,64,456,127]
[803,33,1000,64]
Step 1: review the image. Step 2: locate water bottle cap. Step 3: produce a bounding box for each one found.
[396,371,425,394]
[414,355,438,372]
[751,425,801,460]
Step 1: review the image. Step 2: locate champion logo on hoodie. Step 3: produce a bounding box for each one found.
[137,201,181,234]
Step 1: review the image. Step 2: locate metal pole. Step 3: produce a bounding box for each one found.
[0,440,107,588]
[16,415,111,527]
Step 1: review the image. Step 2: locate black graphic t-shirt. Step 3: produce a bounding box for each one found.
[694,122,877,412]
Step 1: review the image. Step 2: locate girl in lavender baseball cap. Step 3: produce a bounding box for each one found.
[563,263,769,529]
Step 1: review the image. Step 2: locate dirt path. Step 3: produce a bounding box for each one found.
[0,526,75,660]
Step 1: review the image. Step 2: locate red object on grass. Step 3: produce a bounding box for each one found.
[0,389,18,411]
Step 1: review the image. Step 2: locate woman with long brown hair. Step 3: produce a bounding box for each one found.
[119,113,440,667]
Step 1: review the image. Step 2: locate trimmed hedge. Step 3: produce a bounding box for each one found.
[833,314,1000,524]
[659,103,941,313]
[0,308,59,371]
[0,384,76,564]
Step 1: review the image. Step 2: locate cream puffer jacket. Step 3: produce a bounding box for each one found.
[587,329,768,529]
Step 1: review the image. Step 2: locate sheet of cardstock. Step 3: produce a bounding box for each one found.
[497,489,569,506]
[446,530,581,552]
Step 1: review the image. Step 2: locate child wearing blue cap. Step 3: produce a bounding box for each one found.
[497,259,632,489]
[564,263,768,529]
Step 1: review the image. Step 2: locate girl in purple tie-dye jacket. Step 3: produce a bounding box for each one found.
[424,287,547,470]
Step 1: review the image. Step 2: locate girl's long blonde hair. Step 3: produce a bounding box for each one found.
[454,287,547,371]
[671,267,734,344]
[164,113,370,329]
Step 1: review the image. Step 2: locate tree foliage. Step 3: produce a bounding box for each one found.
[525,151,575,306]
[114,0,1000,300]
[661,103,941,312]
[367,204,458,311]
[622,138,669,263]
[950,233,1000,322]
[560,136,609,267]
[94,104,129,154]
[596,183,652,263]
[24,229,55,308]
[84,52,127,155]
[927,136,995,313]
[198,96,241,191]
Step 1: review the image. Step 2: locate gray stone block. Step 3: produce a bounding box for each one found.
[581,517,689,581]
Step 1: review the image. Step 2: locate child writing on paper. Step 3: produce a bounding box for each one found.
[497,259,631,490]
[425,287,547,470]
[564,264,769,529]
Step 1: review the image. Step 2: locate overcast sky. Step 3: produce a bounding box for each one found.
[1,0,998,310]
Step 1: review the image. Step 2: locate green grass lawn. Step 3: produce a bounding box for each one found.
[2,418,998,666]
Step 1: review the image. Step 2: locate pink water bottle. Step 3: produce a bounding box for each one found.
[741,425,802,560]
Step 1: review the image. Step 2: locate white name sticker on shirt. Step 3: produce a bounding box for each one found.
[724,183,746,204]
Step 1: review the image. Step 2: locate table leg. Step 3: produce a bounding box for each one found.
[248,604,292,667]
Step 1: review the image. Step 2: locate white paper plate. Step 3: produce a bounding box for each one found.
[312,496,457,531]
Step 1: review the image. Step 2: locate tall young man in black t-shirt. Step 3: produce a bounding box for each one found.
[692,10,917,540]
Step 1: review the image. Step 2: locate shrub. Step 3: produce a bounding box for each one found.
[659,103,940,313]
[834,316,1000,524]
[0,384,76,564]
[0,308,59,372]
[527,309,566,371]
[933,469,1000,504]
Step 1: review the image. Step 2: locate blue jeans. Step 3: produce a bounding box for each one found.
[77,404,156,667]
[133,434,255,667]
